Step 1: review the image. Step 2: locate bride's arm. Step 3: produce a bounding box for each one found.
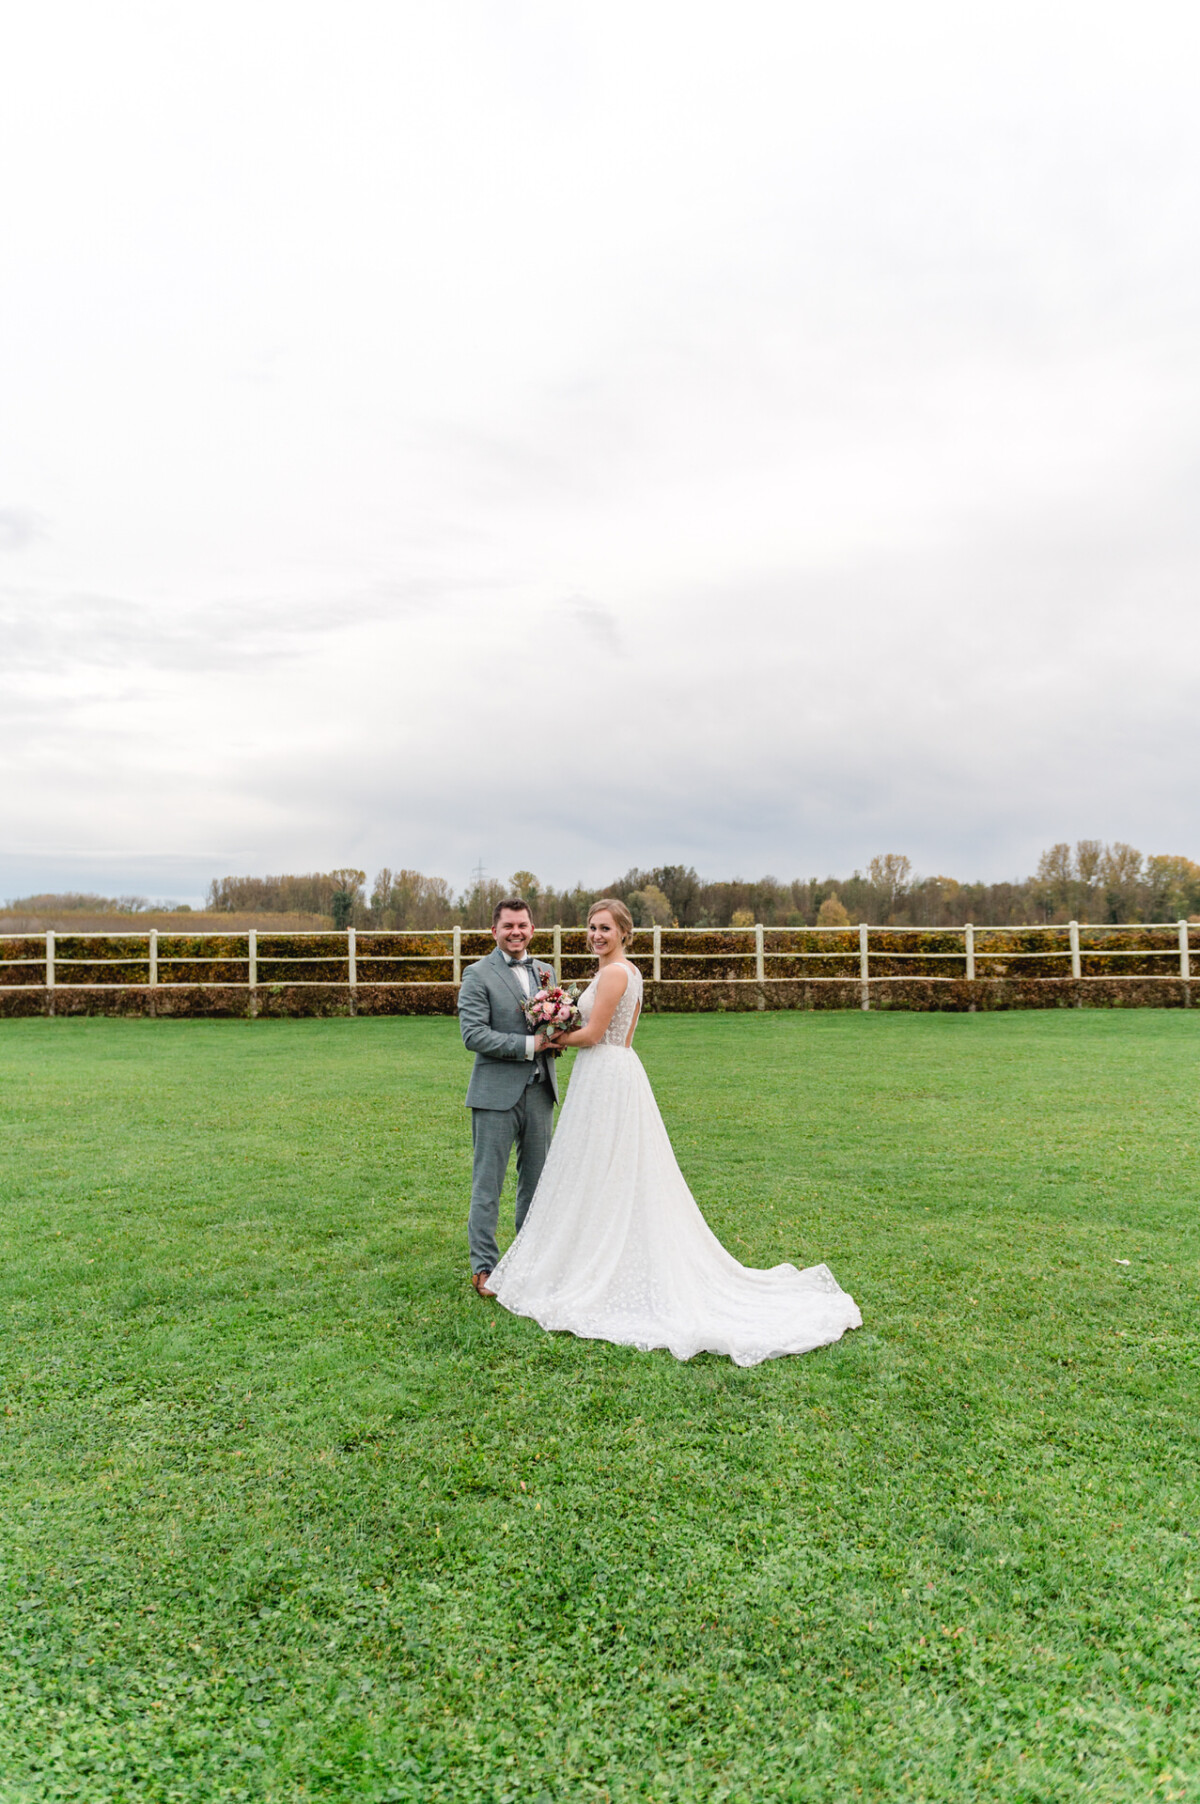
[551,963,629,1048]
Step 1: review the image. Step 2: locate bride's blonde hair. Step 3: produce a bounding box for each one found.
[587,897,635,948]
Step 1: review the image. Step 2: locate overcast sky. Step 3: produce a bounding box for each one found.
[3,1,1198,904]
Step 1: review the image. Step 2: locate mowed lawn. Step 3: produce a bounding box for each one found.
[1,1012,1198,1804]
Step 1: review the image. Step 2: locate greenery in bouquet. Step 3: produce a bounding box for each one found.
[521,980,582,1036]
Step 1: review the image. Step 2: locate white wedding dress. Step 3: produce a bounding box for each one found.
[490,963,861,1366]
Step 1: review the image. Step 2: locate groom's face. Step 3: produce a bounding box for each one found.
[493,907,534,958]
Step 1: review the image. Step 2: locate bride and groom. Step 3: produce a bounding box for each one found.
[457,895,861,1367]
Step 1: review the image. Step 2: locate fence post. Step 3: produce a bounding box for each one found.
[964,922,975,981]
[1069,920,1081,980]
[754,923,765,983]
[148,928,158,987]
[859,923,870,1011]
[1181,920,1191,982]
[46,930,55,990]
[553,923,562,982]
[452,925,462,986]
[248,930,257,992]
[348,927,356,987]
[653,923,661,983]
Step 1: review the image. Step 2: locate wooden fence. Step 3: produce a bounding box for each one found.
[0,921,1193,1014]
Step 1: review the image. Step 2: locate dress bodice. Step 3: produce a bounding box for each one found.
[579,962,643,1047]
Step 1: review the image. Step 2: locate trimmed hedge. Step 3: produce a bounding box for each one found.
[8,925,1191,992]
[2,977,1194,1018]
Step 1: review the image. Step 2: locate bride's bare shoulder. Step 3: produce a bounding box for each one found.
[595,960,632,992]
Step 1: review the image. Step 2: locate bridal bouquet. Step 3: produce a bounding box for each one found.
[521,980,582,1038]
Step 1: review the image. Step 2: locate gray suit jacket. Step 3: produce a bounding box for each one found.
[459,947,561,1109]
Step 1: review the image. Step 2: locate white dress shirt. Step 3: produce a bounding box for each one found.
[502,950,538,1059]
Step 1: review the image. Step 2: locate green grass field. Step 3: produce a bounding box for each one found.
[1,1011,1198,1803]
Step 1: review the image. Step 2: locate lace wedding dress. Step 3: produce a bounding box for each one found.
[490,963,861,1366]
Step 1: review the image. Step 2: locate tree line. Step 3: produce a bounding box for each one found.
[201,843,1200,929]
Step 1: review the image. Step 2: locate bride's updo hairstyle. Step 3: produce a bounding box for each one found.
[587,897,635,948]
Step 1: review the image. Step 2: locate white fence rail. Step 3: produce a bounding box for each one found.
[0,921,1193,1011]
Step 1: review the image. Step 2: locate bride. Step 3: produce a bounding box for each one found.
[488,898,861,1366]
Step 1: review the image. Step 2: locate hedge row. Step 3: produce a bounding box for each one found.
[5,928,1189,992]
[0,985,459,1019]
[1,978,1195,1018]
[13,928,1186,962]
[9,956,1186,990]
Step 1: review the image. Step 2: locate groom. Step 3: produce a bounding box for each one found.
[458,896,559,1296]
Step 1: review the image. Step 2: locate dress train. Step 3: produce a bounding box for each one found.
[490,965,861,1367]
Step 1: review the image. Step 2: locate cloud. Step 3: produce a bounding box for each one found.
[0,578,452,678]
[563,599,622,656]
[2,1,1199,894]
[0,510,41,551]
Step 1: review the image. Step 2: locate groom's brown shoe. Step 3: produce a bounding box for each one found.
[471,1270,496,1298]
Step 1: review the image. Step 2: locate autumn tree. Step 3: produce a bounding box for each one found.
[817,892,850,927]
[370,869,456,928]
[867,854,912,920]
[509,871,542,910]
[629,885,674,927]
[1033,843,1074,918]
[207,870,364,917]
[1099,842,1143,921]
[648,865,702,926]
[1075,840,1103,899]
[1145,855,1200,920]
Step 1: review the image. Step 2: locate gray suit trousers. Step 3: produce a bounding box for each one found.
[468,1078,556,1274]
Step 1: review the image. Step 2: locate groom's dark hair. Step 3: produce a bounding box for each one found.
[492,896,533,926]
